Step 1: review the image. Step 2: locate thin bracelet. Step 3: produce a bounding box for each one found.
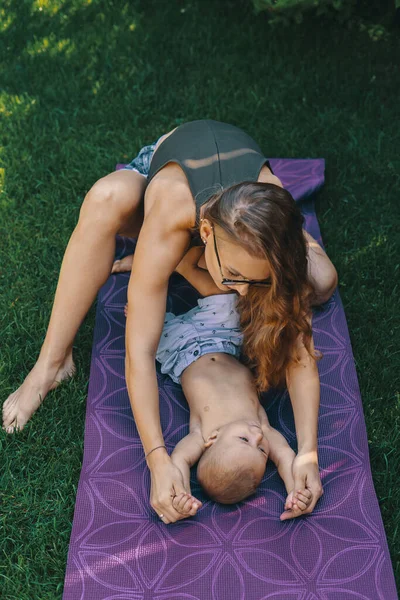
[145,445,168,460]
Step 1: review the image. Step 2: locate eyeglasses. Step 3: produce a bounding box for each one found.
[211,225,271,287]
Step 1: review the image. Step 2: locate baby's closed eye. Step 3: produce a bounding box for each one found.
[239,436,267,454]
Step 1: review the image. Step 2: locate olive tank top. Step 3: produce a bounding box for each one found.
[147,119,274,223]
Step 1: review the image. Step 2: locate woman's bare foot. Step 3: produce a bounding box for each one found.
[111,254,134,274]
[172,492,202,517]
[2,352,76,434]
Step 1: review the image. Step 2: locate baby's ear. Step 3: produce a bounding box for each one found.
[204,429,219,448]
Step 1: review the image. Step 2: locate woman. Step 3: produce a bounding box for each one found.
[2,119,337,523]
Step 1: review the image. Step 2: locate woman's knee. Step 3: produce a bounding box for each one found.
[79,171,147,230]
[313,264,338,304]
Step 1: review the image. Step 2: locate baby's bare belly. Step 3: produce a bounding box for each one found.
[181,353,255,400]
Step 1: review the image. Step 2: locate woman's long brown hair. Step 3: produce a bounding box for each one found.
[195,182,322,392]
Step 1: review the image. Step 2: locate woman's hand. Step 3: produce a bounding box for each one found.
[148,454,202,524]
[285,449,323,516]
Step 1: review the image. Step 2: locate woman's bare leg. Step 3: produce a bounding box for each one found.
[2,170,147,433]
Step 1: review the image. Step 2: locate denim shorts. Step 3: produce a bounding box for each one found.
[155,293,243,385]
[120,136,163,178]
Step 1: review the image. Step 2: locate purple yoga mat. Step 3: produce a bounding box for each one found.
[63,159,398,599]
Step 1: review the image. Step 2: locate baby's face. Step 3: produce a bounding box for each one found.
[217,420,269,474]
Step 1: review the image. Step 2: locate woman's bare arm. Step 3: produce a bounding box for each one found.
[280,312,324,516]
[125,198,190,450]
[124,192,201,521]
[285,313,320,454]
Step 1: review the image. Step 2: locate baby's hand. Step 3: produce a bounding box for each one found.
[124,302,128,318]
[288,487,313,511]
[280,488,313,521]
[172,493,202,517]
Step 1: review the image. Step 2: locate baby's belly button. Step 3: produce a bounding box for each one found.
[203,353,220,362]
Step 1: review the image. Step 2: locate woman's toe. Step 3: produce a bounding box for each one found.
[3,405,17,427]
[111,260,121,273]
[111,255,133,273]
[5,419,20,434]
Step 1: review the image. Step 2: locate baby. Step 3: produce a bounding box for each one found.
[124,246,312,519]
[169,352,311,520]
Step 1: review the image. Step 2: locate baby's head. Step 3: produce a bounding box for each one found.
[197,420,269,504]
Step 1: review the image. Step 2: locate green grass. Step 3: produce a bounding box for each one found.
[1,0,399,597]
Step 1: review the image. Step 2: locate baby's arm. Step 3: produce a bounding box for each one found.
[257,405,296,494]
[175,246,227,297]
[124,247,226,317]
[170,430,205,516]
[170,430,204,489]
[257,404,313,518]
